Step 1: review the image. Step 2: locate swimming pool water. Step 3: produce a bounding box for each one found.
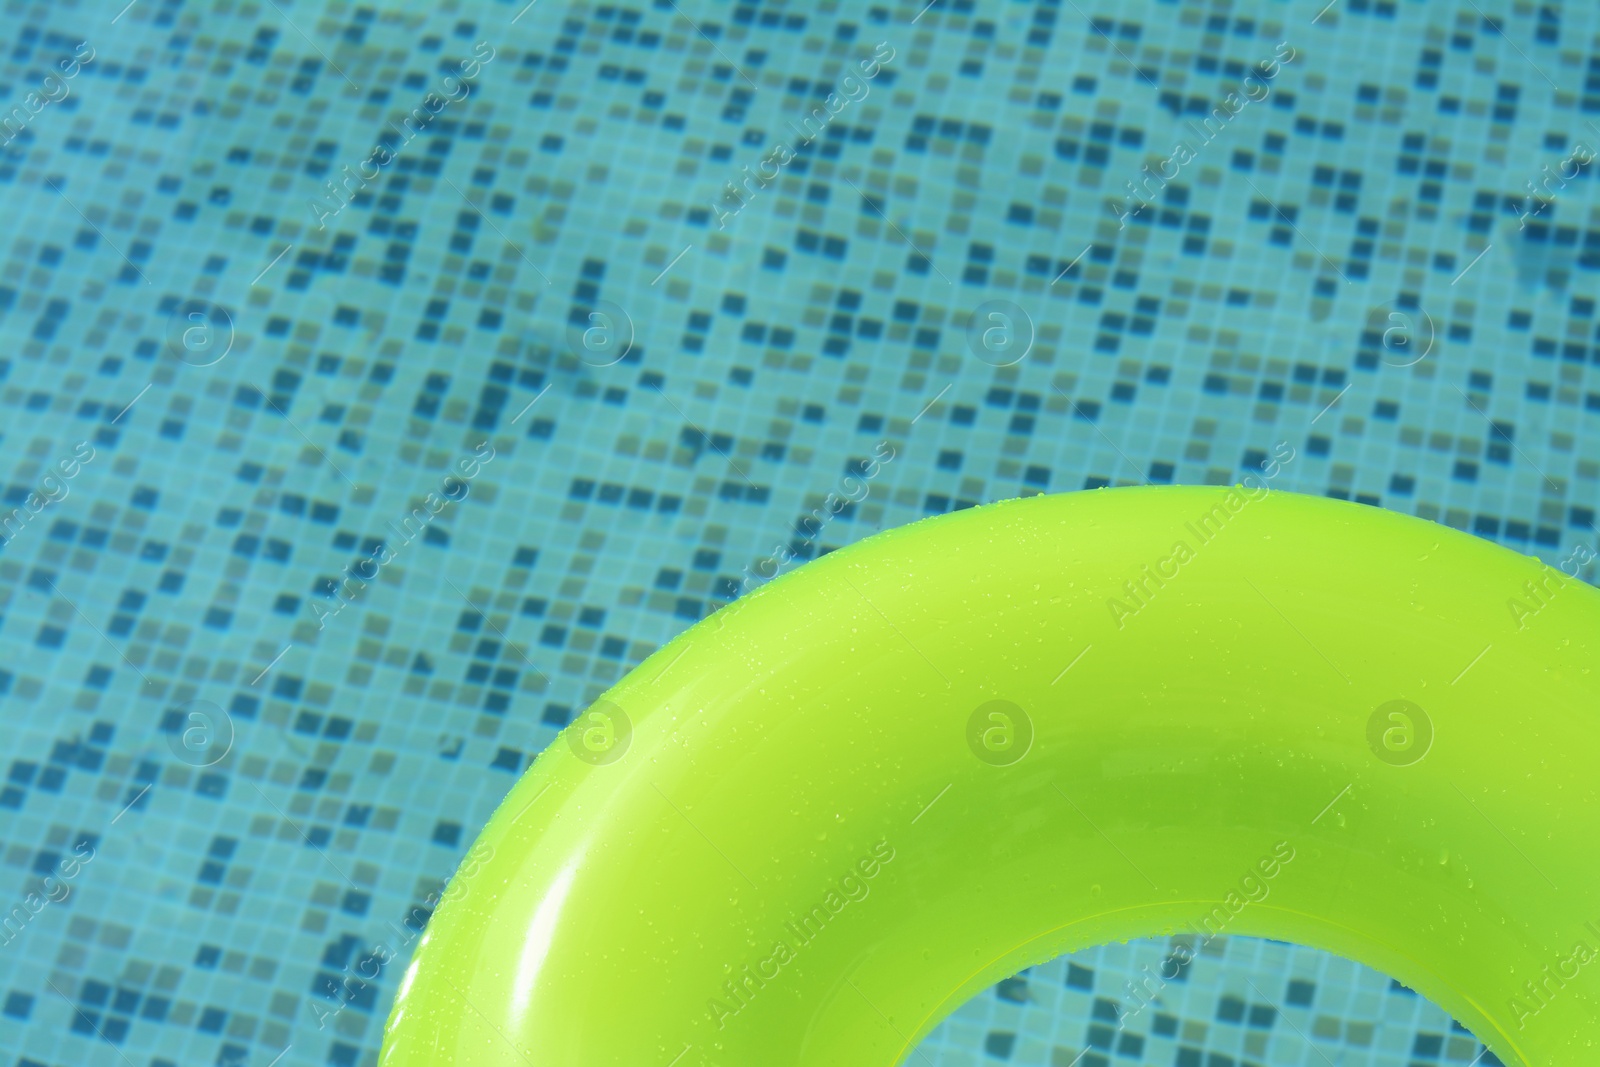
[2,0,1595,1064]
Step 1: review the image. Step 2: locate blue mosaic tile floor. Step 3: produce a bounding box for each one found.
[1,0,1596,1064]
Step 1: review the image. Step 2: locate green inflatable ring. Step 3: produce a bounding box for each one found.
[380,486,1600,1067]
